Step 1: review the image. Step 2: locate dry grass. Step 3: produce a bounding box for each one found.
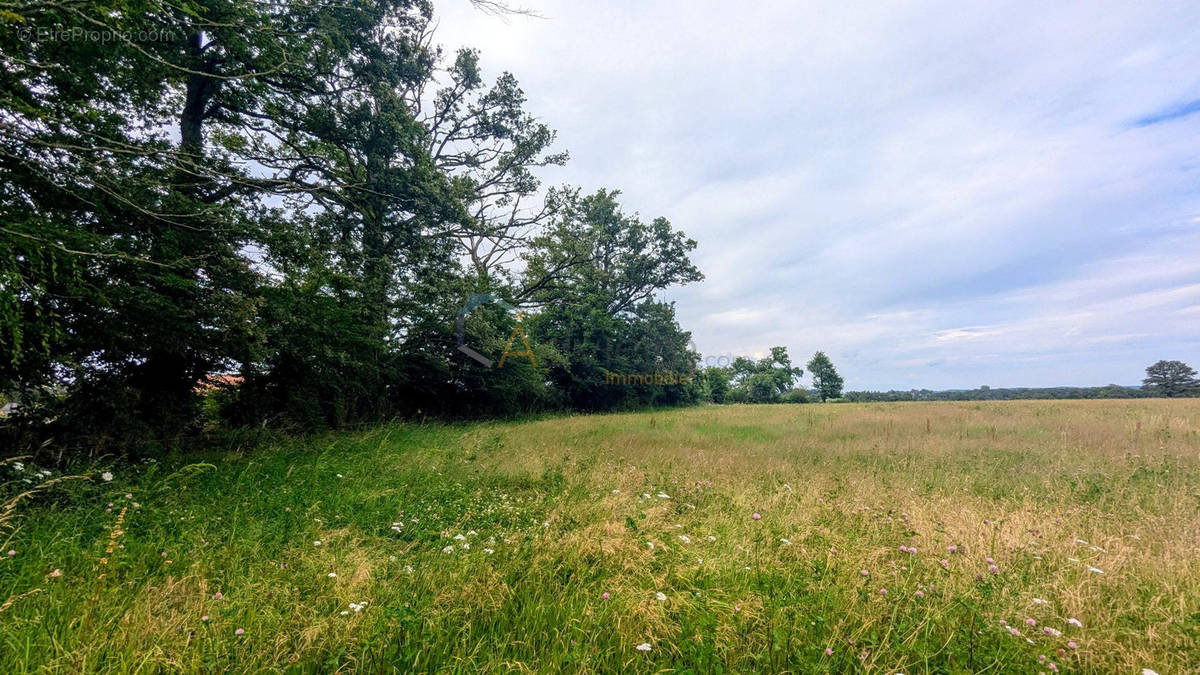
[1,399,1198,672]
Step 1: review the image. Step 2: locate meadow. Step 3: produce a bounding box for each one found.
[2,400,1198,673]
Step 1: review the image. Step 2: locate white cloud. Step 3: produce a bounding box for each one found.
[433,0,1200,389]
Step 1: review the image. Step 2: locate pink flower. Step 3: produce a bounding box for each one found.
[1067,641,1077,649]
[914,590,925,598]
[948,544,958,553]
[1067,617,1082,628]
[602,592,610,600]
[940,558,950,568]
[6,550,14,556]
[235,628,245,635]
[829,547,837,554]
[879,588,888,595]
[824,647,833,656]
[999,619,1008,627]
[899,545,909,553]
[752,512,761,520]
[212,592,224,600]
[988,564,999,574]
[1008,627,1020,636]
[1025,618,1036,627]
[908,547,917,554]
[860,569,869,577]
[1049,663,1058,672]
[202,615,210,621]
[986,557,994,564]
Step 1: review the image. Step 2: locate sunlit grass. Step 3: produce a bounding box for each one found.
[2,400,1198,672]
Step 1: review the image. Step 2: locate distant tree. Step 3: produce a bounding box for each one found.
[727,347,803,403]
[703,367,731,403]
[1142,360,1198,398]
[807,351,844,402]
[783,388,809,404]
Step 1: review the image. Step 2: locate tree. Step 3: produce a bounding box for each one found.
[807,351,843,402]
[1142,360,1198,398]
[725,347,802,403]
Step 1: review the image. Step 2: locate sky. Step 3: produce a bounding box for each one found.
[433,0,1200,391]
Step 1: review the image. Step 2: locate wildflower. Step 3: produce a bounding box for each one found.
[7,550,15,556]
[908,547,918,554]
[656,492,670,499]
[340,610,349,616]
[454,533,466,541]
[986,557,994,564]
[1044,626,1061,637]
[1067,641,1077,649]
[124,493,132,500]
[336,473,343,478]
[679,535,691,544]
[708,535,717,542]
[940,559,949,569]
[212,592,224,600]
[1087,566,1104,574]
[1033,598,1047,605]
[602,592,610,600]
[1008,627,1020,636]
[646,541,654,550]
[988,564,999,574]
[948,544,958,553]
[1026,618,1037,627]
[467,530,477,536]
[825,647,833,656]
[1143,670,1160,675]
[327,572,337,578]
[1048,663,1058,672]
[1067,617,1082,628]
[752,512,761,520]
[313,540,322,546]
[442,545,454,554]
[914,590,925,598]
[879,588,888,595]
[899,545,909,553]
[999,619,1007,627]
[612,489,620,494]
[780,538,791,546]
[235,628,245,635]
[202,615,209,622]
[656,592,667,602]
[100,472,113,482]
[636,643,652,651]
[12,462,24,472]
[49,569,62,578]
[860,569,869,577]
[829,546,837,554]
[484,548,494,554]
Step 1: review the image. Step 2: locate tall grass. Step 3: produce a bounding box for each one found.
[1,400,1197,672]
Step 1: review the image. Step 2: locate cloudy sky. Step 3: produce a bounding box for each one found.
[435,0,1200,390]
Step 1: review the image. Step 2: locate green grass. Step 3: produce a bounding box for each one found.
[2,400,1199,672]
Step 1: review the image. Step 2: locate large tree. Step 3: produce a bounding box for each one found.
[807,351,844,402]
[1142,360,1198,398]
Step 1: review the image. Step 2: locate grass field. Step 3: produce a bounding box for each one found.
[2,400,1199,672]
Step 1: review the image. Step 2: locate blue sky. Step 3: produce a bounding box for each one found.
[435,0,1200,390]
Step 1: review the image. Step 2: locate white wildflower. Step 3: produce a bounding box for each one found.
[100,471,113,482]
[678,535,691,544]
[708,535,716,542]
[484,548,494,554]
[1033,598,1047,605]
[1087,566,1104,574]
[656,492,670,499]
[327,572,337,578]
[780,538,792,546]
[636,643,652,651]
[442,545,455,554]
[655,592,667,602]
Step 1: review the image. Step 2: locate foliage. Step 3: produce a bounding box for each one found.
[806,351,844,402]
[1142,360,1199,398]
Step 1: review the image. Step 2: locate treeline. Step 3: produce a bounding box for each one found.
[844,385,1149,402]
[0,0,704,455]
